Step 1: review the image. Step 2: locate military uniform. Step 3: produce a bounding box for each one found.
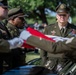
[5,7,26,70]
[0,0,12,74]
[24,32,76,73]
[6,22,20,38]
[26,4,76,73]
[0,39,10,52]
[41,22,76,68]
[40,4,76,73]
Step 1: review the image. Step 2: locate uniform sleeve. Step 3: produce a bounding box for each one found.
[0,39,10,53]
[40,26,48,65]
[26,36,74,54]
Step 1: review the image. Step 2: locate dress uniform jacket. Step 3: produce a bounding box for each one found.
[26,22,76,71]
[41,22,76,69]
[41,22,76,60]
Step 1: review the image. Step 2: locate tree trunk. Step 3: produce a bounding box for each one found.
[33,7,48,24]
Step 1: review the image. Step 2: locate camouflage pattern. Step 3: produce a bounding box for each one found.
[6,22,20,38]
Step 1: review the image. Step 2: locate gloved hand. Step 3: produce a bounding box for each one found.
[19,30,31,40]
[8,38,23,49]
[65,37,74,44]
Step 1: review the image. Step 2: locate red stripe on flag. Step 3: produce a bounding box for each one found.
[27,27,55,42]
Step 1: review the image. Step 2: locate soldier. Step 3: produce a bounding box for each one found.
[0,0,11,74]
[40,3,76,73]
[0,0,24,74]
[19,28,76,74]
[19,3,76,74]
[5,7,26,70]
[7,7,25,38]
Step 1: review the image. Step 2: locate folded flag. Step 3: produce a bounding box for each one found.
[27,27,55,42]
[22,40,35,49]
[22,27,55,49]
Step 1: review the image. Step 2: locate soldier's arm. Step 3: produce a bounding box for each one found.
[0,38,23,53]
[0,39,10,52]
[19,30,76,54]
[40,26,48,65]
[26,36,75,54]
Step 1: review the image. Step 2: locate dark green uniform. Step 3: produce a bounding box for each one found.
[6,22,26,69]
[26,35,76,53]
[0,39,10,52]
[0,21,12,74]
[6,22,20,38]
[24,22,76,73]
[39,3,76,73]
[40,22,76,68]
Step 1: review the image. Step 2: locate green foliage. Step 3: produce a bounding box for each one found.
[8,0,43,11]
[72,17,76,24]
[8,0,76,23]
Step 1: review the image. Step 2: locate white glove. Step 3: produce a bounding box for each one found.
[46,35,70,42]
[8,38,23,49]
[65,37,74,44]
[19,30,31,40]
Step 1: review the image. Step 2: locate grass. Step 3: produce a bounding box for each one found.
[26,51,40,63]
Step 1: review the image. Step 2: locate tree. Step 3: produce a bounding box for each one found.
[8,0,76,24]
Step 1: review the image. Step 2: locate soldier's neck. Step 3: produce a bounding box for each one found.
[58,22,68,27]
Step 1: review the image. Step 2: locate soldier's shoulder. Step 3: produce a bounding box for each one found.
[46,23,56,28]
[69,23,76,29]
[7,23,15,28]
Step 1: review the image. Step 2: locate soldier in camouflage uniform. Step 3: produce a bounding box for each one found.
[6,7,26,70]
[0,0,24,74]
[7,7,25,38]
[0,0,12,74]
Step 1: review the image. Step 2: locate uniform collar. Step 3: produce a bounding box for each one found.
[58,23,67,30]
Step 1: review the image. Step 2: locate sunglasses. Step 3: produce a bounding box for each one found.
[58,14,67,17]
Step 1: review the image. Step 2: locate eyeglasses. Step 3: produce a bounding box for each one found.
[58,14,67,17]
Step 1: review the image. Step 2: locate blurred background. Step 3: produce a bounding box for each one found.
[8,0,76,25]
